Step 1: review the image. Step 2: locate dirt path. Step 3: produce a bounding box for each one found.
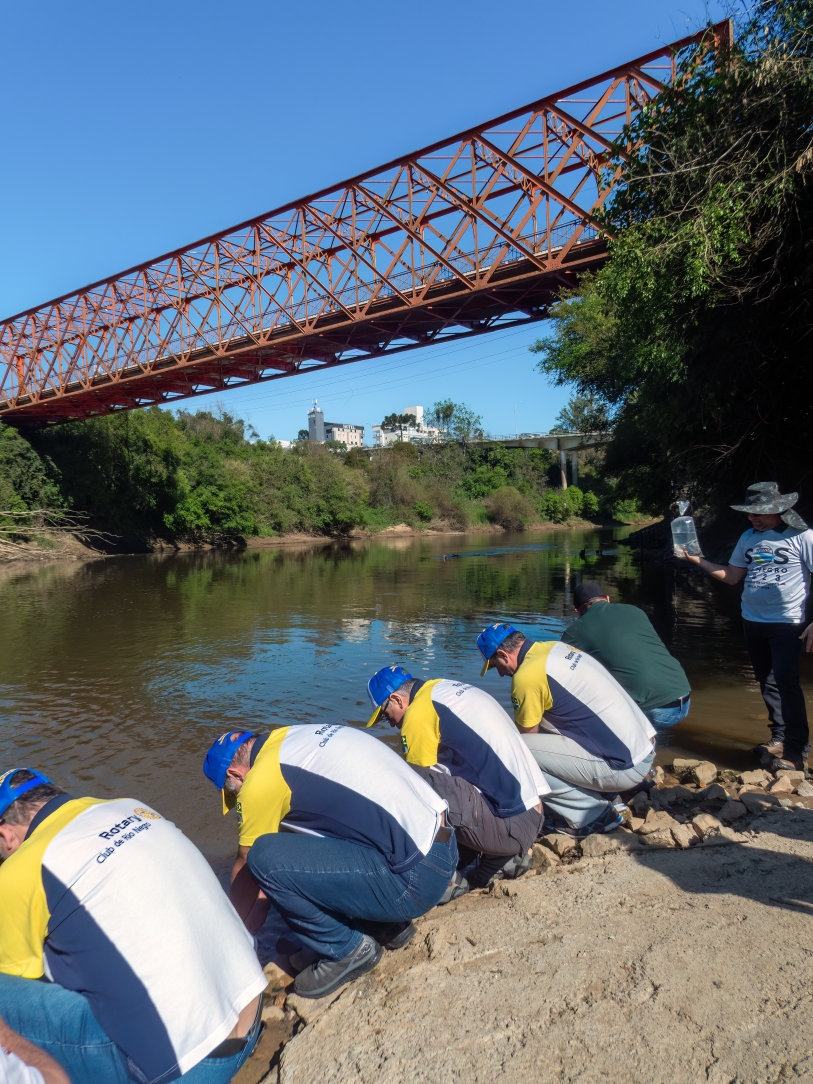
[267,809,813,1084]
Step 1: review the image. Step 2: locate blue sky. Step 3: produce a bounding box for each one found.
[0,0,726,442]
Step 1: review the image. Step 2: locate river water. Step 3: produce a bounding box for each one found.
[2,526,812,870]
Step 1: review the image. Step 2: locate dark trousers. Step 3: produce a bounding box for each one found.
[410,765,543,888]
[743,620,810,759]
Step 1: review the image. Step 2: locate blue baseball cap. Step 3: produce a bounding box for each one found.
[476,622,516,675]
[0,768,52,820]
[366,666,414,727]
[203,732,255,815]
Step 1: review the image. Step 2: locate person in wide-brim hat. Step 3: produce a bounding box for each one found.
[678,482,813,774]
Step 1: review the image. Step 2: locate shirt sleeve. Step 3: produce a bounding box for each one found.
[729,532,749,568]
[236,733,292,847]
[511,661,553,731]
[0,1049,46,1084]
[401,695,441,767]
[0,851,49,979]
[798,530,813,574]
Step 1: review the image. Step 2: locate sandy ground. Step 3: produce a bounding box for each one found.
[243,807,813,1084]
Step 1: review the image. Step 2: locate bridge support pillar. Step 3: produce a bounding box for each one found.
[559,451,568,489]
[571,451,578,488]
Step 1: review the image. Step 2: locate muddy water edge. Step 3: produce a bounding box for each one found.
[2,526,811,879]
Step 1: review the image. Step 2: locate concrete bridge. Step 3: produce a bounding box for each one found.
[470,430,610,487]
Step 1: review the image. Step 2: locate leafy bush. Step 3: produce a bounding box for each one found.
[582,490,600,518]
[0,424,62,513]
[485,486,536,530]
[612,498,646,524]
[413,500,435,522]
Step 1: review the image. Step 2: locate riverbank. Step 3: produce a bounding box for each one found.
[0,516,655,565]
[239,765,813,1084]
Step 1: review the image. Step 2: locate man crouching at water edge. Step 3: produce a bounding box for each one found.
[477,624,657,839]
[203,725,457,1000]
[0,768,267,1084]
[366,666,546,900]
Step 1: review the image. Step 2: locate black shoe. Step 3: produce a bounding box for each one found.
[500,850,532,880]
[771,755,809,777]
[754,741,784,765]
[293,934,382,999]
[361,920,416,950]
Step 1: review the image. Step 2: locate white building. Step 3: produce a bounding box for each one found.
[372,405,443,446]
[307,401,364,446]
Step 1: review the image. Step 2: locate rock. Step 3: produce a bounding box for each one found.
[638,827,676,848]
[638,809,679,835]
[778,798,795,808]
[739,790,782,815]
[718,800,748,823]
[286,989,345,1025]
[769,776,794,795]
[691,762,718,787]
[671,758,700,775]
[581,831,641,858]
[630,816,645,832]
[263,958,296,993]
[695,783,728,802]
[654,785,696,806]
[719,769,739,784]
[531,842,562,872]
[652,765,665,785]
[738,770,768,786]
[670,823,697,849]
[775,770,805,783]
[630,791,650,816]
[541,833,580,858]
[795,781,813,798]
[262,1003,286,1023]
[691,813,739,845]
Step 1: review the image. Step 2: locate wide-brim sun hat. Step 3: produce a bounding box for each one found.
[730,482,807,529]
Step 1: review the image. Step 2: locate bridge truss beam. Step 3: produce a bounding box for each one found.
[0,23,730,424]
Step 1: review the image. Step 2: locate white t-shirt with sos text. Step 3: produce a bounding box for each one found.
[729,527,813,623]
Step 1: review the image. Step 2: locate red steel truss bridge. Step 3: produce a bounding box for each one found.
[0,23,730,424]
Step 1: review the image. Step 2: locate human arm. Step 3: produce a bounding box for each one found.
[0,1017,69,1084]
[677,550,747,585]
[230,847,270,935]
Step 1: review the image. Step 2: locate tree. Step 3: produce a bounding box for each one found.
[551,394,612,435]
[531,0,813,516]
[380,413,417,440]
[426,400,483,447]
[297,429,309,442]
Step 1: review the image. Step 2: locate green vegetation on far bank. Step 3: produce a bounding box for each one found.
[0,405,643,545]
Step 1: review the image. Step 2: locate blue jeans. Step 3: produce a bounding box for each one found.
[247,832,458,960]
[644,697,691,730]
[0,974,261,1084]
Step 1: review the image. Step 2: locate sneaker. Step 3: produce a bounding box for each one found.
[361,920,416,951]
[438,871,470,905]
[500,850,532,880]
[293,934,382,999]
[555,806,624,840]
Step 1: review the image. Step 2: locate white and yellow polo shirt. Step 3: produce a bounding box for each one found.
[0,795,266,1084]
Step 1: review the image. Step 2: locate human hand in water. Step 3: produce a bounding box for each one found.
[799,624,813,652]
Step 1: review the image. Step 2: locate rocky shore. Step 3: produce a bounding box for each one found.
[237,758,813,1084]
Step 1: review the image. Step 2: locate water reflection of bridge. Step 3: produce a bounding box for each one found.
[0,24,730,425]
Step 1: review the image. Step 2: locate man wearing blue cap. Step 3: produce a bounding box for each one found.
[366,665,547,892]
[203,725,457,1000]
[476,623,657,838]
[0,767,267,1084]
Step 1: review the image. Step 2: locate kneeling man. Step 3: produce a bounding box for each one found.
[367,666,546,894]
[203,725,456,1000]
[0,768,266,1084]
[477,624,657,837]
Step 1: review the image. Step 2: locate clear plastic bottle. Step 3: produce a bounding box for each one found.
[671,500,702,557]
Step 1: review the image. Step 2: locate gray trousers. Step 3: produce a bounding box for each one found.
[522,732,656,831]
[410,765,543,885]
